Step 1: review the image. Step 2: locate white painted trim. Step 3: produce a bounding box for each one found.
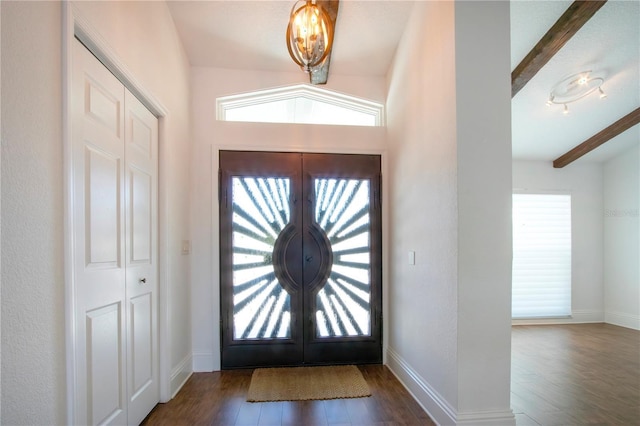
[62,5,77,423]
[0,1,3,417]
[386,347,456,425]
[209,144,221,372]
[210,143,388,371]
[63,3,171,422]
[381,153,389,365]
[170,354,193,399]
[512,309,604,326]
[71,11,167,118]
[605,311,640,330]
[216,83,385,126]
[157,114,172,403]
[455,410,516,426]
[386,348,515,426]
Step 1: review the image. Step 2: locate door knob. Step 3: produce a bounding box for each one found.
[139,278,146,284]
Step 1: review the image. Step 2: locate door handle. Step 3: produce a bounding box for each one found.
[305,256,313,262]
[139,278,146,284]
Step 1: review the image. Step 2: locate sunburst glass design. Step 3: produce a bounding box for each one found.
[314,178,371,338]
[230,177,372,340]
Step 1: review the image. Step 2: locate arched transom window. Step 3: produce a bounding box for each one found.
[216,84,384,127]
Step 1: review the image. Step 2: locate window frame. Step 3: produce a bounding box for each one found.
[216,84,385,127]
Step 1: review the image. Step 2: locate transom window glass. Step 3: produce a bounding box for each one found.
[216,84,384,127]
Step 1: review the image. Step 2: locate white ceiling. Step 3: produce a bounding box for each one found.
[511,0,640,163]
[166,0,415,76]
[167,0,640,165]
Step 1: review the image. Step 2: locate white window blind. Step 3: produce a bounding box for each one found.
[512,193,572,318]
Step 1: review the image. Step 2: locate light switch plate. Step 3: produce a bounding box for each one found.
[408,250,415,265]
[181,240,191,255]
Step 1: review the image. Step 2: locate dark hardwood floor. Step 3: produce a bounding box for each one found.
[512,324,640,426]
[142,324,639,426]
[141,364,436,425]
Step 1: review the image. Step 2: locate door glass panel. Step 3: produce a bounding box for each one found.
[232,177,292,340]
[314,178,371,337]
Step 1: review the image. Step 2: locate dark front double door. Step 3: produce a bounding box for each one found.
[219,151,382,369]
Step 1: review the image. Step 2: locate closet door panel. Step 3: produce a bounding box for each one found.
[124,89,159,426]
[72,38,159,425]
[72,38,127,426]
[129,167,152,263]
[86,303,125,425]
[130,293,153,394]
[85,147,121,268]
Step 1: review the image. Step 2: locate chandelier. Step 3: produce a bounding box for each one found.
[286,0,334,73]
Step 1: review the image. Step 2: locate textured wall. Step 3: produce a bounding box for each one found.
[386,1,513,424]
[604,144,640,329]
[385,0,459,417]
[1,2,66,423]
[454,1,513,416]
[1,1,192,423]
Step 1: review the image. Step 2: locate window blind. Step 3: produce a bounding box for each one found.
[512,193,572,318]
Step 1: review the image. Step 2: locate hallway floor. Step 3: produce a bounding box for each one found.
[141,364,435,425]
[512,323,640,425]
[142,323,639,425]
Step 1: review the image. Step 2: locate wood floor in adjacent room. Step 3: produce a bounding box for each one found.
[141,364,436,426]
[142,323,639,426]
[512,323,640,426]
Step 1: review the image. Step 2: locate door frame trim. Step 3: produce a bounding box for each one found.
[211,144,389,371]
[62,4,170,423]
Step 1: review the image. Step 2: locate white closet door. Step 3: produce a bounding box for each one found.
[124,89,159,426]
[72,38,128,426]
[72,38,159,425]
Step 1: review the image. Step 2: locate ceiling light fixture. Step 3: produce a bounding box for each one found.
[545,71,607,115]
[286,0,334,74]
[598,87,607,99]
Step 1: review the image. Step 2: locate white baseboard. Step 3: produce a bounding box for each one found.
[192,351,216,372]
[512,309,604,326]
[386,347,456,425]
[170,354,193,398]
[455,410,517,426]
[386,347,515,426]
[605,311,640,330]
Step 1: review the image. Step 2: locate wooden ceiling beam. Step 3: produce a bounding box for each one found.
[511,1,607,98]
[553,107,640,168]
[310,0,339,85]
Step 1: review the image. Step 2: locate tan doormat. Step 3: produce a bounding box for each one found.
[246,365,371,402]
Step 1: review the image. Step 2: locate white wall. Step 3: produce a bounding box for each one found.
[513,161,605,323]
[190,67,388,371]
[386,2,513,425]
[1,3,65,422]
[1,1,191,423]
[454,2,512,419]
[603,143,640,329]
[385,0,459,417]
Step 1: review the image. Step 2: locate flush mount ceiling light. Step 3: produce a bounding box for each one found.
[545,71,607,115]
[286,0,334,74]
